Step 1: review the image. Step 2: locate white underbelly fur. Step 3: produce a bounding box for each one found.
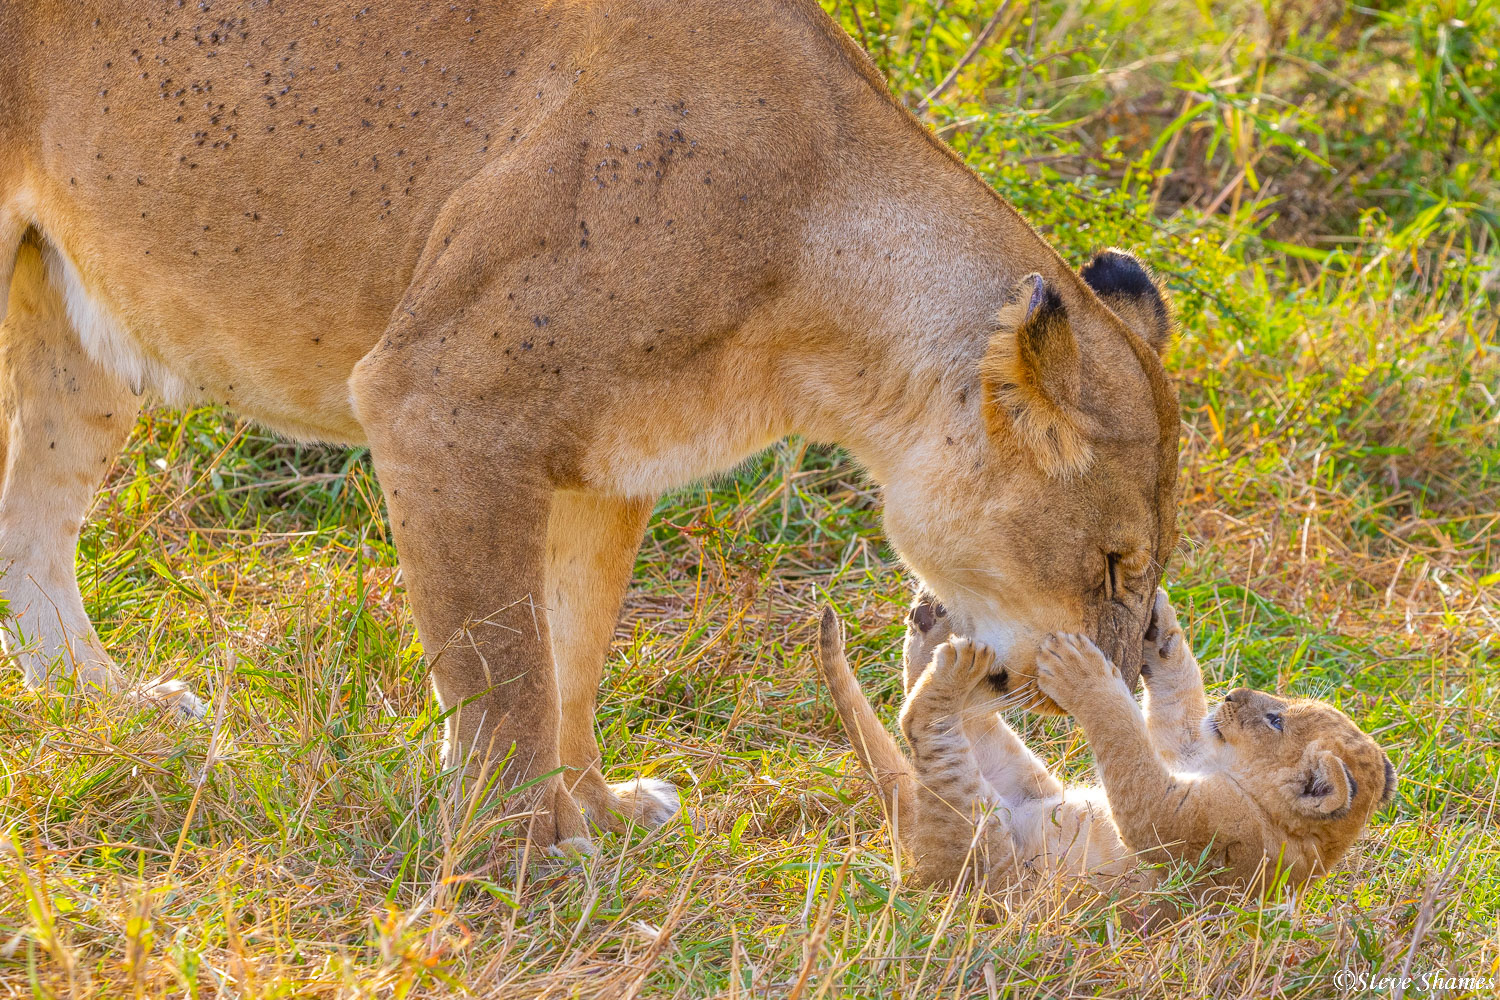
[41,240,195,406]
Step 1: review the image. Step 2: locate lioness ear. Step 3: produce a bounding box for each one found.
[1294,744,1356,819]
[979,274,1092,478]
[1080,249,1172,355]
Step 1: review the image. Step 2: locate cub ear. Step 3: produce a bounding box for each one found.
[1080,249,1172,355]
[1293,743,1356,819]
[1380,753,1398,807]
[978,273,1092,478]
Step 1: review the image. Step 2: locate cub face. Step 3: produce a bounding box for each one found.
[886,251,1180,713]
[1205,687,1397,829]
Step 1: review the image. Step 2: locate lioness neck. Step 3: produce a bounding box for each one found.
[779,151,1073,486]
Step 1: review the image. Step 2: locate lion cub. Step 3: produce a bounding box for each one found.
[818,591,1395,898]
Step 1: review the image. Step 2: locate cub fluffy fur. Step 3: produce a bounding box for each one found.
[817,592,1395,898]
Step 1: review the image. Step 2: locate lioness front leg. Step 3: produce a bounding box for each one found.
[548,489,682,833]
[0,241,201,716]
[352,387,588,852]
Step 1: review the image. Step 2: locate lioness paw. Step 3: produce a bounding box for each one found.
[137,677,208,720]
[607,777,686,831]
[546,837,599,862]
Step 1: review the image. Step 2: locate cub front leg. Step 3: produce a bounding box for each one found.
[1035,634,1194,862]
[1139,590,1208,762]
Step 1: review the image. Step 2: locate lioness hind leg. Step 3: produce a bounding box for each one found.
[0,241,200,716]
[547,489,683,833]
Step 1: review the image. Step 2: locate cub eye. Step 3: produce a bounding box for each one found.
[1265,712,1283,732]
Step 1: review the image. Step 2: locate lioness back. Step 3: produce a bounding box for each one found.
[0,0,905,440]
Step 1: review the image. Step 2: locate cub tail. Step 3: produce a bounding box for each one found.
[817,605,915,839]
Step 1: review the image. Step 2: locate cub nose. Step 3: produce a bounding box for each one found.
[1226,688,1252,705]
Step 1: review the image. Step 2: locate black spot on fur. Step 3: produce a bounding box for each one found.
[1081,250,1168,332]
[1081,249,1155,300]
[985,669,1009,694]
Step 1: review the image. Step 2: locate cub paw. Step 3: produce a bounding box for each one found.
[1140,589,1185,682]
[931,636,1003,693]
[906,591,952,638]
[1035,633,1118,709]
[902,590,956,694]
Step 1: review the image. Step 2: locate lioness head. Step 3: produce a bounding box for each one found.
[883,250,1179,711]
[1207,687,1397,833]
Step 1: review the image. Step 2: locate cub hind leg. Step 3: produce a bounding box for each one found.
[900,637,1025,886]
[0,240,201,715]
[901,592,1060,804]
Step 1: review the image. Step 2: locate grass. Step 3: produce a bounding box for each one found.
[2,0,1498,996]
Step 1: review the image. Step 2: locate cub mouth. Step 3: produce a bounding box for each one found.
[1207,712,1227,742]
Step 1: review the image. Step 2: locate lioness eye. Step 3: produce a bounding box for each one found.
[1266,713,1283,732]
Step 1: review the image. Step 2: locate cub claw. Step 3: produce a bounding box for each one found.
[1035,633,1117,709]
[1142,589,1186,679]
[940,636,998,689]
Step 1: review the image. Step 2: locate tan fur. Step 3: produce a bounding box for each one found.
[978,276,1092,478]
[1036,601,1397,892]
[822,592,1395,901]
[2,0,1179,847]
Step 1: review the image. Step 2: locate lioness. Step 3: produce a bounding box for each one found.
[1,0,1178,849]
[818,592,1395,897]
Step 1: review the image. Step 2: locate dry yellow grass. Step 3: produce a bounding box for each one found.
[3,1,1498,997]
